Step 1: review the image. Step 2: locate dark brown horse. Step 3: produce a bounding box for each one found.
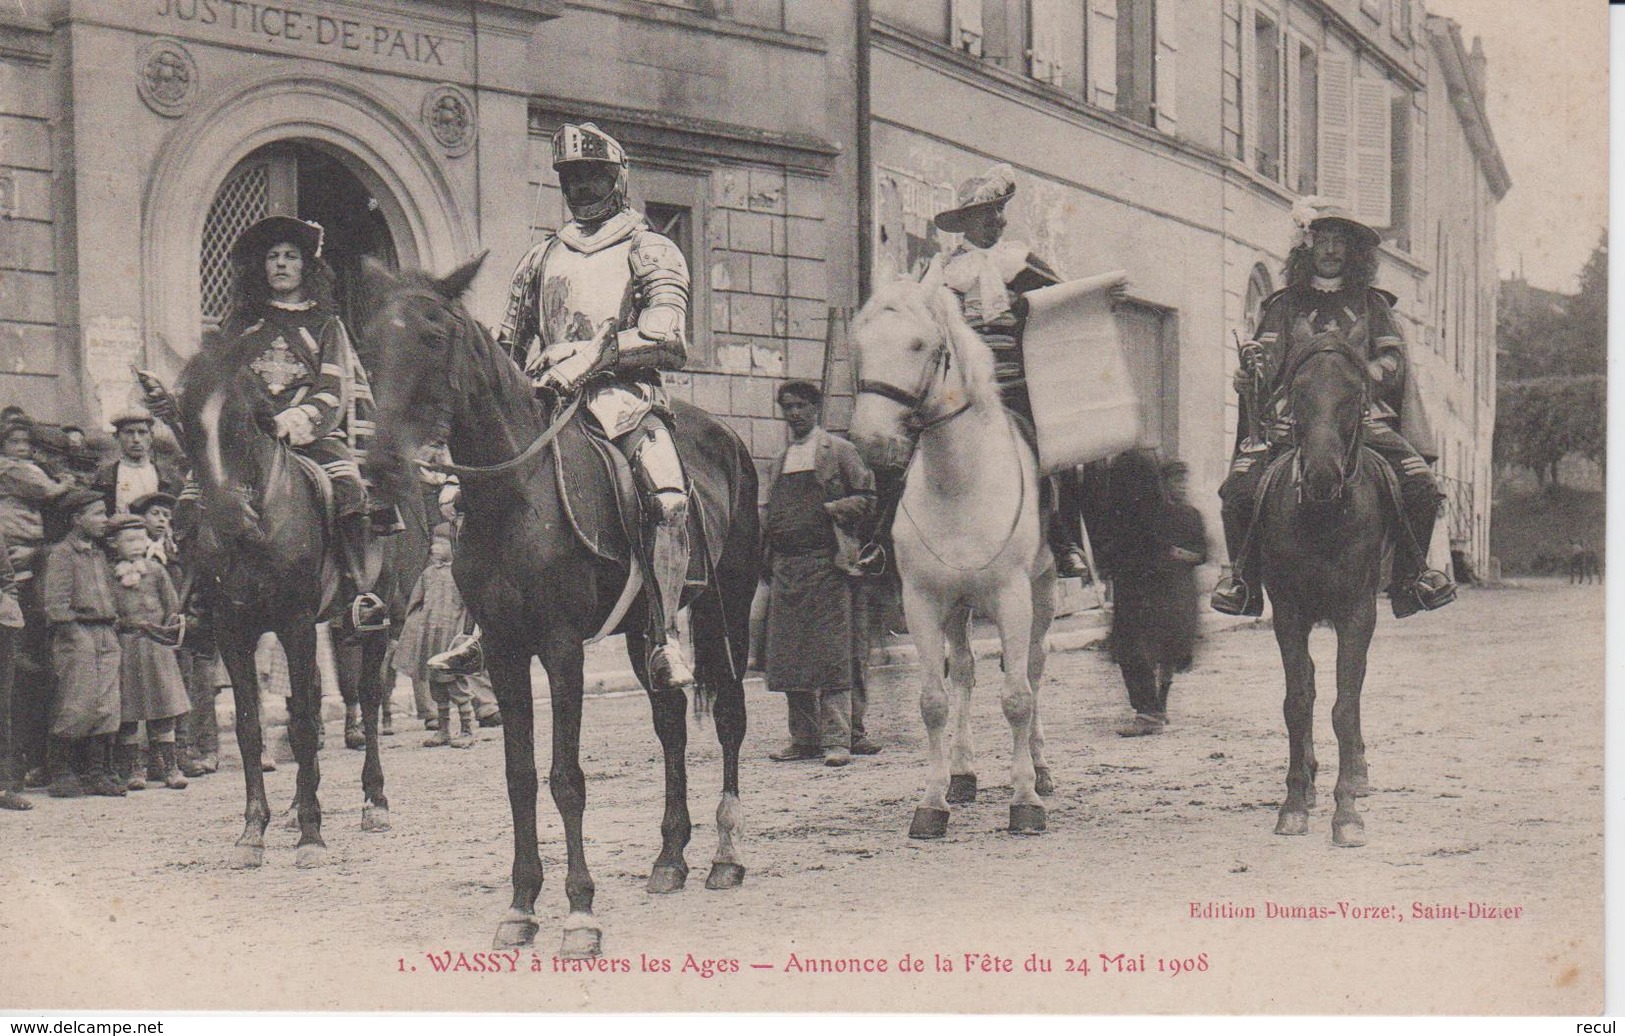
[177,332,392,869]
[1256,318,1388,847]
[358,256,758,958]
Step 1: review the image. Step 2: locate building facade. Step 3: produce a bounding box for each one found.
[0,0,1505,569]
[0,0,859,488]
[862,0,1507,573]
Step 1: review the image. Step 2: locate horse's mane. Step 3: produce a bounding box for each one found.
[178,327,269,448]
[853,279,1001,411]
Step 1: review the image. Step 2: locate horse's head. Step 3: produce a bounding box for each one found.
[1286,316,1370,508]
[177,328,278,520]
[848,279,990,471]
[358,253,486,508]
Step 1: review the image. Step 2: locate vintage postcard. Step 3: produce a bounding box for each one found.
[0,0,1606,1017]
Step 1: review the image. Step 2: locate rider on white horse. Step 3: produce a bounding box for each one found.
[432,122,696,692]
[926,164,1088,579]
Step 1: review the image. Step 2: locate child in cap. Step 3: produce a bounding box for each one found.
[394,525,480,748]
[42,488,124,797]
[107,514,189,790]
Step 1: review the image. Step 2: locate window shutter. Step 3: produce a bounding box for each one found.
[1284,31,1300,186]
[1410,103,1426,251]
[1240,2,1257,170]
[1153,1,1178,132]
[1353,75,1392,227]
[1316,49,1353,207]
[1030,0,1063,85]
[1088,0,1118,109]
[953,0,985,56]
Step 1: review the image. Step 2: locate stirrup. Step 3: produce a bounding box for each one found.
[855,541,887,576]
[428,631,484,675]
[1211,575,1262,617]
[649,641,695,692]
[349,592,389,633]
[1392,570,1455,619]
[1055,545,1089,580]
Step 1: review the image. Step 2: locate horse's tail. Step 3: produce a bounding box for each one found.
[687,406,758,724]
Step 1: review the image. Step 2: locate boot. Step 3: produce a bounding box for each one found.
[451,702,476,749]
[83,736,127,797]
[115,741,146,792]
[423,704,452,747]
[380,700,395,737]
[155,742,188,790]
[646,520,694,693]
[428,630,483,676]
[1390,489,1456,618]
[1210,571,1263,617]
[46,737,83,798]
[339,513,388,632]
[344,703,365,750]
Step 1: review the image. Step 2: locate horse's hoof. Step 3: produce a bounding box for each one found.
[494,917,539,950]
[558,927,602,960]
[229,844,264,869]
[282,809,302,832]
[646,863,689,895]
[1332,817,1367,848]
[1033,766,1055,797]
[1274,810,1310,836]
[704,862,746,890]
[908,806,950,840]
[1008,803,1046,835]
[345,731,366,751]
[946,774,978,804]
[294,843,329,868]
[361,804,391,833]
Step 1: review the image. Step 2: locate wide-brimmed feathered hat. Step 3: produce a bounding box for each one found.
[1290,197,1381,250]
[933,163,1018,233]
[229,215,325,265]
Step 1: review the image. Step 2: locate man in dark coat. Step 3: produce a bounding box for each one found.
[91,410,183,516]
[1211,204,1454,619]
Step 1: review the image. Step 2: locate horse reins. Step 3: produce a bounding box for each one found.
[397,291,583,482]
[1282,339,1371,504]
[858,321,1026,573]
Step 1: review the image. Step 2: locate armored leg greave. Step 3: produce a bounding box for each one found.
[626,422,693,692]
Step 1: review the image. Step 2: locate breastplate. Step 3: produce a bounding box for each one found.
[538,240,635,346]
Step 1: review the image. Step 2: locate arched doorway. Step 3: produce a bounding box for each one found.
[201,141,400,336]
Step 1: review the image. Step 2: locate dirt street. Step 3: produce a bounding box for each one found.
[0,582,1602,1014]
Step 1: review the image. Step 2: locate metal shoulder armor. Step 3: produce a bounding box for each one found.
[614,228,690,371]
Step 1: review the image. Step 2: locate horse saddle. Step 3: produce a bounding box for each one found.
[553,411,714,587]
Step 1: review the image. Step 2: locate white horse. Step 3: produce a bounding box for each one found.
[848,279,1057,838]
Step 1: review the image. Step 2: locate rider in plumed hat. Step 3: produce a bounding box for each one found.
[924,163,1090,579]
[1211,199,1454,618]
[140,214,390,630]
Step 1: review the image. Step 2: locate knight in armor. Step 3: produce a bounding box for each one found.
[444,122,695,691]
[142,216,390,630]
[925,164,1089,578]
[1210,203,1456,619]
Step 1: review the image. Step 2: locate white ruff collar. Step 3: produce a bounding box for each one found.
[1311,276,1344,293]
[268,299,318,311]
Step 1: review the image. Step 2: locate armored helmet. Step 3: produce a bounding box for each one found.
[551,122,629,224]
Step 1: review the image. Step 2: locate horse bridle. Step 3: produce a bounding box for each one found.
[1282,340,1370,504]
[390,289,583,482]
[856,331,973,435]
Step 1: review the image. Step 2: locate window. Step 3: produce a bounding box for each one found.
[201,161,270,327]
[1291,38,1319,193]
[1252,10,1282,181]
[953,0,985,56]
[1393,0,1413,44]
[644,202,695,342]
[1245,262,1274,336]
[1116,0,1155,126]
[1028,0,1083,93]
[1388,92,1412,251]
